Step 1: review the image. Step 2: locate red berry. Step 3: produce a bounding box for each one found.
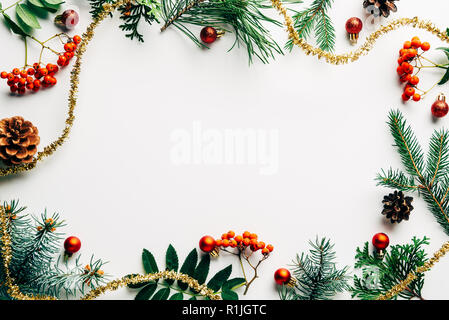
[33,80,41,87]
[73,35,81,44]
[0,71,7,79]
[402,93,411,101]
[12,68,20,75]
[10,85,17,93]
[27,68,35,76]
[405,87,415,97]
[413,93,421,101]
[7,80,14,86]
[57,55,67,66]
[26,76,34,84]
[44,75,52,84]
[39,68,48,76]
[409,76,419,85]
[18,78,26,86]
[26,83,34,90]
[6,73,14,81]
[421,42,431,51]
[20,70,27,78]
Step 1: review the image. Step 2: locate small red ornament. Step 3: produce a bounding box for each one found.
[199,235,217,253]
[274,268,296,287]
[55,10,79,29]
[64,236,81,257]
[200,26,218,44]
[431,94,449,118]
[372,233,389,259]
[345,17,363,44]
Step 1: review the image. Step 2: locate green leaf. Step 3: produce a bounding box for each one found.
[207,265,232,292]
[2,13,28,36]
[437,47,449,60]
[166,244,179,271]
[16,4,41,29]
[222,278,246,292]
[178,249,198,290]
[152,287,170,300]
[135,283,157,300]
[40,0,63,5]
[125,274,150,288]
[221,290,238,300]
[194,254,210,285]
[39,0,61,12]
[189,296,197,300]
[27,0,46,9]
[169,292,183,300]
[142,249,158,274]
[439,68,449,85]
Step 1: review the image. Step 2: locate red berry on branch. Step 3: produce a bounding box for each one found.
[73,35,82,44]
[200,26,218,44]
[64,236,81,257]
[1,71,7,79]
[431,94,449,118]
[421,42,431,51]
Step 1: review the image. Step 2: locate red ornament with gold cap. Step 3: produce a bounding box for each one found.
[345,17,363,44]
[274,268,297,287]
[199,235,219,257]
[64,236,81,258]
[431,93,449,118]
[372,232,389,259]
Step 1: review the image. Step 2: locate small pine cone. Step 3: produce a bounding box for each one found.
[363,0,398,18]
[0,116,40,166]
[382,190,413,223]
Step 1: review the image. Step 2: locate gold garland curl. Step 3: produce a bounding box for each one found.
[1,0,449,301]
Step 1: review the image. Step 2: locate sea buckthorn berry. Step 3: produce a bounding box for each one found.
[230,240,237,248]
[243,238,250,246]
[399,49,406,56]
[227,231,235,238]
[249,233,258,240]
[421,42,430,51]
[266,244,274,252]
[257,241,266,249]
[242,231,251,238]
[13,76,20,83]
[402,93,411,101]
[235,235,243,243]
[47,64,57,73]
[409,76,419,85]
[26,83,34,90]
[12,68,20,75]
[7,73,14,81]
[20,70,27,78]
[26,76,34,84]
[250,239,258,246]
[397,66,404,75]
[1,71,7,79]
[64,52,73,60]
[215,239,222,246]
[262,248,269,255]
[34,80,41,87]
[403,41,412,49]
[27,68,35,75]
[400,74,411,83]
[49,77,57,86]
[413,93,421,101]
[411,39,421,48]
[73,35,81,44]
[33,63,40,70]
[18,78,26,86]
[44,75,52,84]
[222,239,230,247]
[405,87,415,97]
[57,55,67,66]
[407,49,417,58]
[39,68,48,76]
[221,233,228,240]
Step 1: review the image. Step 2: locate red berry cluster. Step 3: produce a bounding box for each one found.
[396,37,430,102]
[0,35,81,95]
[210,230,274,255]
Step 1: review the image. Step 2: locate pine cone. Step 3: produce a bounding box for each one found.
[382,191,413,223]
[0,116,40,166]
[363,0,399,18]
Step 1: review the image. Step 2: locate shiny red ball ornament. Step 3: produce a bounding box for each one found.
[345,17,363,44]
[200,26,218,44]
[55,9,79,29]
[274,268,292,285]
[64,236,81,257]
[199,235,216,253]
[431,94,449,118]
[372,233,389,250]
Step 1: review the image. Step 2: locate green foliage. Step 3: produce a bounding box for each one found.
[352,237,429,300]
[435,47,449,85]
[0,200,107,299]
[377,110,449,235]
[285,0,335,52]
[129,245,245,300]
[160,0,283,64]
[0,0,63,36]
[279,237,349,300]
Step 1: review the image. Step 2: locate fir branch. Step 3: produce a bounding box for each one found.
[285,0,335,52]
[280,237,349,300]
[160,0,283,64]
[378,110,449,235]
[352,237,429,300]
[376,168,418,192]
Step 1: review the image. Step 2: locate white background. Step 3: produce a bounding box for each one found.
[1,0,449,300]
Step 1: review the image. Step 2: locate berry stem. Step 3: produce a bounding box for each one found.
[0,0,23,14]
[23,37,28,69]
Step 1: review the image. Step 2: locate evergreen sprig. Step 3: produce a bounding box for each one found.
[279,237,349,300]
[0,200,107,299]
[118,0,160,42]
[286,0,335,52]
[160,0,283,64]
[377,110,449,235]
[128,245,245,300]
[352,237,429,300]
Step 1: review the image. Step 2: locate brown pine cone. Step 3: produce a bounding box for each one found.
[0,116,40,166]
[363,0,399,18]
[382,190,413,223]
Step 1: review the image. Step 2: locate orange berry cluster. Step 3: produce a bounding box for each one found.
[397,37,430,102]
[216,230,274,255]
[0,35,81,95]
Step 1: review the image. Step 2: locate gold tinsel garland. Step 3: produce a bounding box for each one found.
[0,0,448,301]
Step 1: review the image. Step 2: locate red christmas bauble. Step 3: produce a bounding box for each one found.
[199,235,216,253]
[345,17,363,34]
[200,26,218,44]
[274,268,291,285]
[432,94,449,118]
[64,236,81,254]
[372,233,389,250]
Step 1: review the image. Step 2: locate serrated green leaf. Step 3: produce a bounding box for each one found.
[142,249,158,274]
[207,265,232,292]
[178,249,198,290]
[2,13,28,36]
[152,287,170,300]
[169,292,183,300]
[194,254,210,285]
[166,244,179,272]
[222,278,246,292]
[221,290,238,300]
[439,68,449,85]
[125,274,151,289]
[135,283,157,300]
[16,4,40,29]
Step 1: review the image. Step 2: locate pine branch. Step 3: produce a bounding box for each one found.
[285,0,335,52]
[376,168,418,192]
[160,0,283,64]
[352,237,429,300]
[426,129,449,186]
[280,237,349,300]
